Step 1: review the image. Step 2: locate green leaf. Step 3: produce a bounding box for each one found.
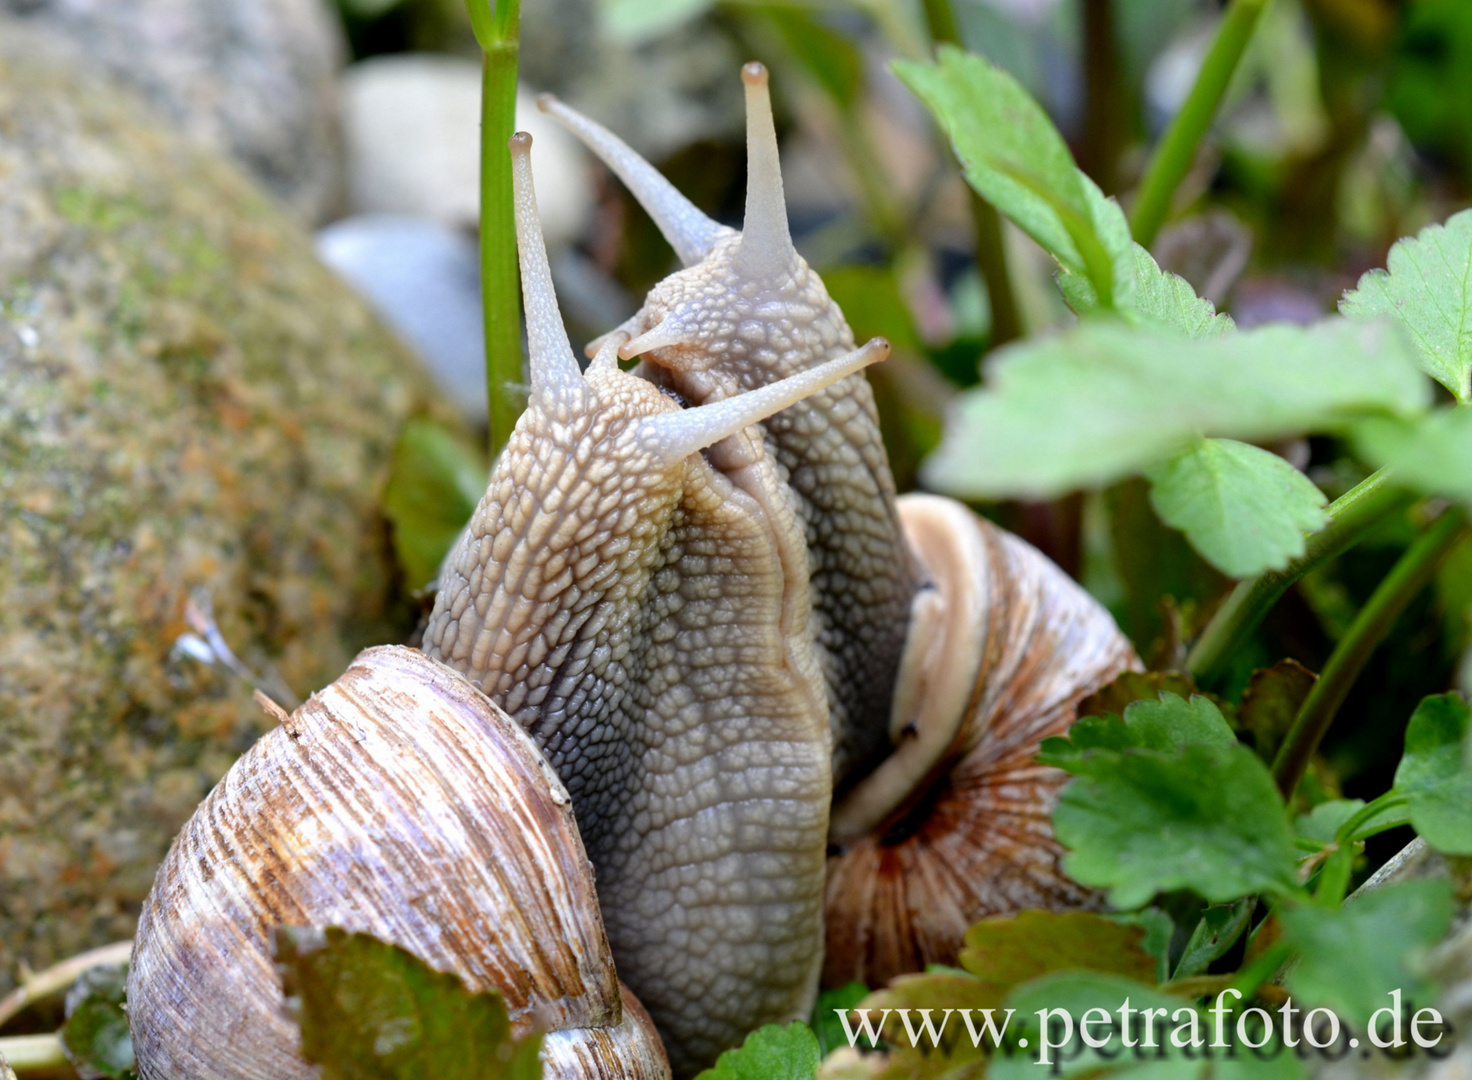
[893,47,1130,307]
[812,983,871,1057]
[1395,692,1472,854]
[276,926,542,1080]
[1341,208,1472,403]
[1117,693,1237,753]
[1040,692,1236,771]
[1145,438,1330,578]
[1061,243,1234,338]
[958,911,1159,988]
[1171,899,1253,980]
[1279,879,1455,1027]
[59,964,135,1080]
[1239,660,1317,762]
[1295,799,1366,845]
[1355,407,1472,505]
[694,1022,820,1080]
[1054,742,1301,909]
[381,418,486,590]
[923,319,1429,499]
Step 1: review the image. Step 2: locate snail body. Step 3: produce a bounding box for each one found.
[129,63,1137,1080]
[540,65,924,788]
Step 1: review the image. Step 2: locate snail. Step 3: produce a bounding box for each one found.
[535,66,1139,989]
[126,62,1138,1080]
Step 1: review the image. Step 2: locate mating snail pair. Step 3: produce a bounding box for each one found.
[126,64,1137,1079]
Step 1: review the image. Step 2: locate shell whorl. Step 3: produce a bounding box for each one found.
[823,498,1141,987]
[126,646,670,1080]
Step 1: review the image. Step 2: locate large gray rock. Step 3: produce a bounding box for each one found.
[0,0,347,224]
[0,19,457,989]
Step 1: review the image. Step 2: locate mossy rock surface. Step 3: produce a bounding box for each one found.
[0,20,455,987]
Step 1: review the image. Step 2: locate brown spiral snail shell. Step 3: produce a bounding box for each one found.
[126,62,1137,1080]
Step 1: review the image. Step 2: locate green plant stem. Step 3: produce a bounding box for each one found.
[1313,844,1354,905]
[1337,792,1409,844]
[1129,0,1270,248]
[469,0,523,462]
[1225,940,1292,1003]
[0,1033,67,1073]
[1272,504,1471,800]
[921,0,1023,346]
[1185,469,1415,686]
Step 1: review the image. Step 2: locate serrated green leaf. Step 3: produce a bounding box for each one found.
[1239,660,1317,762]
[276,926,542,1080]
[59,964,135,1080]
[893,47,1130,307]
[1061,244,1234,338]
[1040,692,1235,772]
[381,418,486,590]
[1279,879,1455,1027]
[923,319,1429,499]
[1354,407,1472,505]
[1055,742,1301,909]
[695,1022,820,1080]
[1341,208,1472,402]
[1145,438,1330,577]
[1117,693,1237,753]
[1395,692,1472,854]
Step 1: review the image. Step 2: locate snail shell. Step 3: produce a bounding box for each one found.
[823,496,1139,987]
[126,645,670,1080]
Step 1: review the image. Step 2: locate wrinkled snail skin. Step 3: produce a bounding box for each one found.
[542,68,1140,987]
[422,133,890,1075]
[126,646,671,1080]
[540,63,925,790]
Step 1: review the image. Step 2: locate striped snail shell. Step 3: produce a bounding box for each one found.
[823,495,1140,987]
[126,646,671,1080]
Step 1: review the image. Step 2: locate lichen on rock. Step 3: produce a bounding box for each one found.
[0,19,457,989]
